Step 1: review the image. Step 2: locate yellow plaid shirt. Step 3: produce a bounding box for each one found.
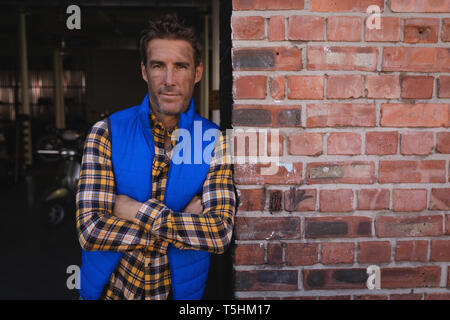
[76,111,235,300]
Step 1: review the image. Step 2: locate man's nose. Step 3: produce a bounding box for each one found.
[164,67,176,86]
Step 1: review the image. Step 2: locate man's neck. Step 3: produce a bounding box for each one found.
[149,105,179,131]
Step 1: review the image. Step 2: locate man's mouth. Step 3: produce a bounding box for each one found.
[160,91,180,97]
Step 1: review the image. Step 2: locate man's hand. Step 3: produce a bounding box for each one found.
[183,195,203,215]
[113,194,143,222]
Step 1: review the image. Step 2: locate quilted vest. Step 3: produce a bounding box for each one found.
[79,94,219,300]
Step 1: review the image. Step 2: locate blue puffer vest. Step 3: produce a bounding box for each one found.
[79,94,219,300]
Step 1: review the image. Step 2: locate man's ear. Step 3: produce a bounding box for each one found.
[194,62,203,84]
[141,62,148,83]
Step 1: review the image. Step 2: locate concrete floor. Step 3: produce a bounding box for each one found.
[0,171,81,300]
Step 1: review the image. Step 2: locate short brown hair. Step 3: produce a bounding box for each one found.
[139,14,202,67]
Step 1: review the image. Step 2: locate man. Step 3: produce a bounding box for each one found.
[75,14,235,300]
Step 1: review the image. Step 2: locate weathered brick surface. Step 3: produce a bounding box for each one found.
[306,104,377,127]
[235,217,301,240]
[380,266,441,289]
[232,1,450,300]
[358,241,391,264]
[395,240,428,262]
[365,131,398,155]
[305,216,372,239]
[357,189,390,210]
[234,243,265,265]
[321,242,355,264]
[306,161,375,184]
[392,189,427,212]
[430,188,450,210]
[284,187,316,212]
[376,215,443,237]
[285,243,318,266]
[378,160,446,183]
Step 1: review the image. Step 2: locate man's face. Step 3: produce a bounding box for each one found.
[141,38,203,116]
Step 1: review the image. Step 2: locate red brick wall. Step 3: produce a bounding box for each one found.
[231,0,450,300]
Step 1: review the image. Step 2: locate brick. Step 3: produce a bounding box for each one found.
[235,217,301,240]
[269,190,283,212]
[390,0,450,12]
[390,294,423,300]
[285,243,318,266]
[393,189,427,212]
[400,131,434,155]
[234,161,303,185]
[383,47,450,72]
[357,189,390,210]
[365,131,398,155]
[303,268,367,290]
[430,188,450,210]
[365,17,401,42]
[235,270,298,291]
[327,75,362,99]
[380,104,449,128]
[404,18,439,43]
[270,75,285,100]
[376,215,443,238]
[284,187,316,212]
[319,189,354,212]
[310,0,384,12]
[233,129,284,158]
[327,132,362,155]
[396,240,428,262]
[353,295,388,300]
[233,0,305,10]
[306,161,375,184]
[437,132,450,154]
[234,243,265,265]
[305,216,372,239]
[327,16,362,42]
[237,188,266,211]
[288,16,325,41]
[358,241,391,264]
[439,76,450,98]
[308,46,378,71]
[365,75,400,99]
[288,132,323,156]
[447,215,450,235]
[267,243,283,265]
[431,240,450,261]
[232,16,265,40]
[321,242,354,264]
[425,293,450,300]
[443,18,450,41]
[306,104,377,128]
[268,16,285,41]
[401,76,434,99]
[233,47,302,71]
[287,76,324,100]
[379,160,446,183]
[381,266,441,289]
[233,76,267,99]
[233,105,302,127]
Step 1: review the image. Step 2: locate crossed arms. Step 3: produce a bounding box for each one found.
[75,120,236,255]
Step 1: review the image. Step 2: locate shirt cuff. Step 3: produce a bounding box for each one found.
[134,198,167,233]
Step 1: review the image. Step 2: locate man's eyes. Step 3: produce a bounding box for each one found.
[150,64,188,69]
